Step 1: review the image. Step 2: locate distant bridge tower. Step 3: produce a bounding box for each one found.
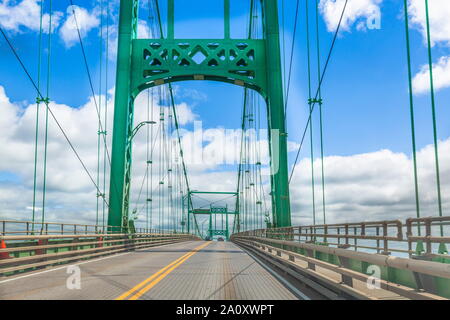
[108,0,291,230]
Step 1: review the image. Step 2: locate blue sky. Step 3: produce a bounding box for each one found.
[1,0,449,156]
[1,0,450,226]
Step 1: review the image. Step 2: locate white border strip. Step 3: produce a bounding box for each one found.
[0,241,192,284]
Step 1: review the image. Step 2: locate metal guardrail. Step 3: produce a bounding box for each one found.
[0,233,199,275]
[237,217,449,257]
[231,216,450,300]
[0,219,169,236]
[406,216,450,255]
[0,220,200,276]
[232,236,450,300]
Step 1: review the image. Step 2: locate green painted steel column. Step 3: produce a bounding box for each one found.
[263,0,291,227]
[168,0,174,39]
[108,0,137,230]
[224,0,230,39]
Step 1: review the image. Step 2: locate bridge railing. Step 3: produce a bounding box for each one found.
[0,219,171,236]
[239,217,449,257]
[0,220,200,276]
[231,216,450,300]
[406,216,450,256]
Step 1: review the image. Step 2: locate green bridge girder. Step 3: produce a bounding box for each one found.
[108,0,291,231]
[130,39,268,98]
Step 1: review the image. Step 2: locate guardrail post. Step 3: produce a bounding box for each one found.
[339,256,354,288]
[338,225,350,249]
[410,255,439,295]
[345,224,349,247]
[425,219,432,254]
[376,226,381,254]
[337,227,340,246]
[70,237,78,251]
[382,222,389,255]
[305,249,316,271]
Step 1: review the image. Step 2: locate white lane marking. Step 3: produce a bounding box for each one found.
[241,246,311,300]
[0,241,193,284]
[0,252,131,284]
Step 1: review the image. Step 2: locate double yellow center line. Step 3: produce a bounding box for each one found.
[116,242,210,300]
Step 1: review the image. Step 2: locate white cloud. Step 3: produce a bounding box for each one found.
[1,82,449,231]
[137,19,151,39]
[59,5,100,48]
[408,0,450,47]
[412,55,450,94]
[106,19,154,61]
[0,84,201,227]
[319,0,382,32]
[290,142,450,225]
[408,1,450,95]
[0,0,62,33]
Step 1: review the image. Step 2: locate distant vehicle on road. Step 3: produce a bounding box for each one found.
[217,237,224,242]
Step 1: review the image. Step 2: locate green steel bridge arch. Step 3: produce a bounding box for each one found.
[108,0,291,231]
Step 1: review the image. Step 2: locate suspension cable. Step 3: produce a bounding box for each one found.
[102,0,110,227]
[284,0,301,116]
[40,0,54,231]
[0,26,110,210]
[96,0,104,226]
[289,0,348,183]
[424,0,443,236]
[305,0,317,226]
[403,0,421,235]
[315,0,327,225]
[67,0,122,206]
[31,0,45,232]
[153,0,201,235]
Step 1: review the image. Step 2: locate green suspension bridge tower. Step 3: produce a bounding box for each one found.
[108,0,291,230]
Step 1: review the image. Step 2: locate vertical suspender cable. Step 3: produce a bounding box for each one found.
[153,0,201,236]
[150,89,154,230]
[102,0,110,229]
[96,0,104,226]
[159,93,163,232]
[0,26,110,214]
[31,0,45,233]
[424,0,443,236]
[40,0,53,232]
[283,0,300,116]
[403,0,421,235]
[315,0,326,225]
[289,0,348,184]
[305,0,316,226]
[146,89,150,231]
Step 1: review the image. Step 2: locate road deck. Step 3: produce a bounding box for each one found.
[0,241,297,300]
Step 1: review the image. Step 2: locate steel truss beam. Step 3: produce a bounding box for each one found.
[108,0,291,231]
